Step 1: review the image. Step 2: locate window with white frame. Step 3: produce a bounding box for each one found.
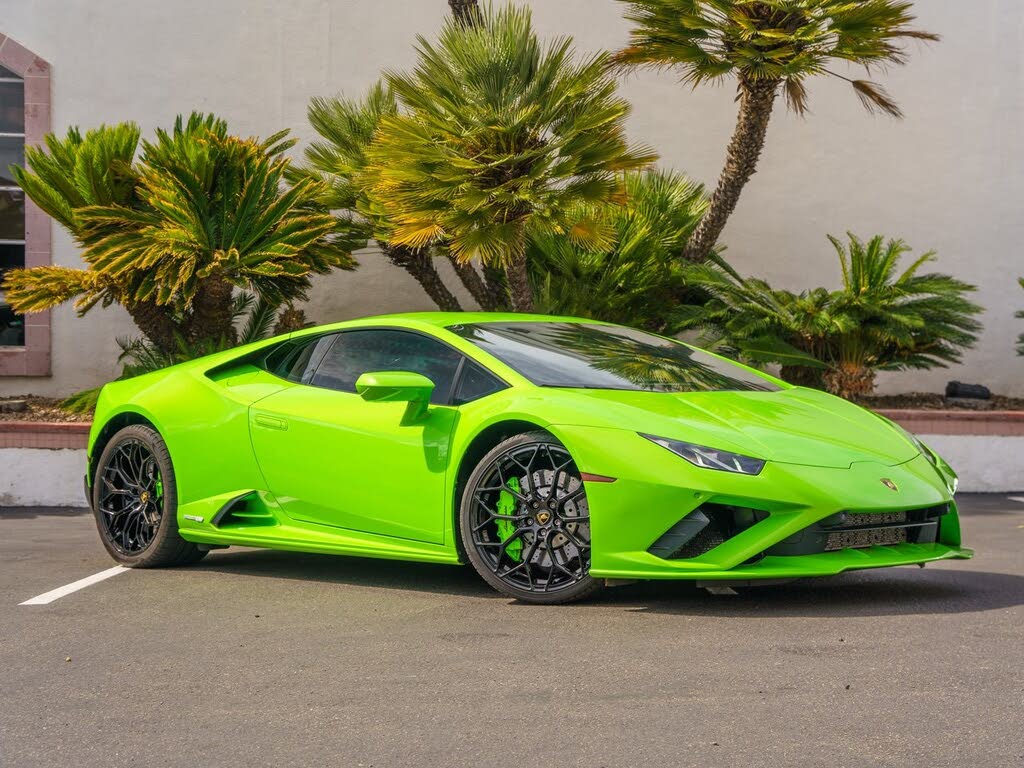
[0,62,25,346]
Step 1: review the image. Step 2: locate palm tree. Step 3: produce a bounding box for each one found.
[3,114,356,354]
[612,0,938,263]
[302,84,469,312]
[364,3,655,312]
[680,233,983,398]
[527,170,713,330]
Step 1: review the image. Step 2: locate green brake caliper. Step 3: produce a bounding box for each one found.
[496,477,523,562]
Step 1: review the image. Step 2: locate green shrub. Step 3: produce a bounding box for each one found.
[680,234,983,398]
[526,170,719,332]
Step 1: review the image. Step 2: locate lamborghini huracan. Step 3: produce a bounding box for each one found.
[86,312,971,603]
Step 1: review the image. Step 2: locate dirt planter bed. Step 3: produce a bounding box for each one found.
[1,412,1021,507]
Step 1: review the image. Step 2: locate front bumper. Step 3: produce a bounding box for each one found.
[551,425,972,581]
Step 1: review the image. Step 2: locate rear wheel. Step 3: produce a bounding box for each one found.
[92,424,205,567]
[460,431,601,604]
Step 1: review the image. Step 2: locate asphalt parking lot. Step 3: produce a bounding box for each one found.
[1,495,1021,768]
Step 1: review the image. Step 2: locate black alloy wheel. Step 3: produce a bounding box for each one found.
[92,424,205,567]
[461,431,601,604]
[97,437,164,554]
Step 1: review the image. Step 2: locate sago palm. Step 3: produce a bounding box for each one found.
[527,170,713,330]
[612,0,938,263]
[3,113,356,354]
[303,84,484,311]
[681,234,982,398]
[364,3,655,311]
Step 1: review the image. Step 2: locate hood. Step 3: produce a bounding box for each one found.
[549,386,918,469]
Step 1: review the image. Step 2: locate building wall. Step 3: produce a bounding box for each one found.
[0,0,1020,397]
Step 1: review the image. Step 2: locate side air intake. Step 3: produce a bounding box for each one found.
[648,504,769,560]
[211,492,276,528]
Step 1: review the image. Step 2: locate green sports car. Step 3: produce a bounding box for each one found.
[86,312,971,603]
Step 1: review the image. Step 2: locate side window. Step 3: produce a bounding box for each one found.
[310,330,463,404]
[265,335,336,384]
[453,361,506,405]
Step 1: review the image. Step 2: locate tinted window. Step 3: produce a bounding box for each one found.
[453,361,506,405]
[449,322,779,393]
[265,335,336,383]
[310,330,463,404]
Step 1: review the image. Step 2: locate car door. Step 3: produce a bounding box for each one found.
[249,328,464,544]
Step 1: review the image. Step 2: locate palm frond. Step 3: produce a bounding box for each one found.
[362,2,656,270]
[679,232,983,397]
[612,0,935,116]
[9,113,357,355]
[526,170,709,332]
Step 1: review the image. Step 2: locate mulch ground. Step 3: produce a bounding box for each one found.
[0,396,93,423]
[858,393,1024,411]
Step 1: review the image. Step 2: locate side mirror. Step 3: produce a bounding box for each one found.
[355,371,434,422]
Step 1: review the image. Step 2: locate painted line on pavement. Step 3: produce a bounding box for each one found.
[19,566,129,605]
[1009,497,1024,504]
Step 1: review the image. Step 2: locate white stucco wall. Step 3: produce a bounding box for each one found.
[0,0,1021,397]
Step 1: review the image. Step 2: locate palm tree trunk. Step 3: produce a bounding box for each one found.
[824,363,876,400]
[482,264,507,309]
[448,255,502,311]
[448,0,479,26]
[384,245,462,311]
[273,303,310,335]
[126,300,179,356]
[682,77,780,263]
[505,252,534,313]
[186,276,237,346]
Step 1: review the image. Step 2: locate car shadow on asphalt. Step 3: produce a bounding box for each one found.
[192,548,1023,616]
[611,567,1024,618]
[192,548,495,598]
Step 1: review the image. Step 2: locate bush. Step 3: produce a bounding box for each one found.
[526,169,718,332]
[3,114,359,357]
[680,233,983,399]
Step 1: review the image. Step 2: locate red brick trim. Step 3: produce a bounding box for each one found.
[877,410,1024,437]
[0,33,52,377]
[0,421,89,449]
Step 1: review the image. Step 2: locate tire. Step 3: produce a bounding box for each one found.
[91,424,206,568]
[460,431,601,604]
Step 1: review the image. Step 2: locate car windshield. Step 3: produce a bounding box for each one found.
[448,322,780,393]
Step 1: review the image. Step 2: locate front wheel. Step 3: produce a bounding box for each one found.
[460,431,601,604]
[92,424,206,567]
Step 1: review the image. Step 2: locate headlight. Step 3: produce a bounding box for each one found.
[640,433,766,475]
[893,423,958,495]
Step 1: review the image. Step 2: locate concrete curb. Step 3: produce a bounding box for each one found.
[1,413,1021,505]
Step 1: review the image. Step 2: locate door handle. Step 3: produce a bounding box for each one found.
[253,413,288,431]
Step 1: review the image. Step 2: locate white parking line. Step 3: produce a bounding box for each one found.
[1010,497,1024,504]
[19,566,128,605]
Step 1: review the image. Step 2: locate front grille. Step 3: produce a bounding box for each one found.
[671,524,726,559]
[822,511,909,551]
[825,526,907,551]
[838,511,907,527]
[768,504,948,557]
